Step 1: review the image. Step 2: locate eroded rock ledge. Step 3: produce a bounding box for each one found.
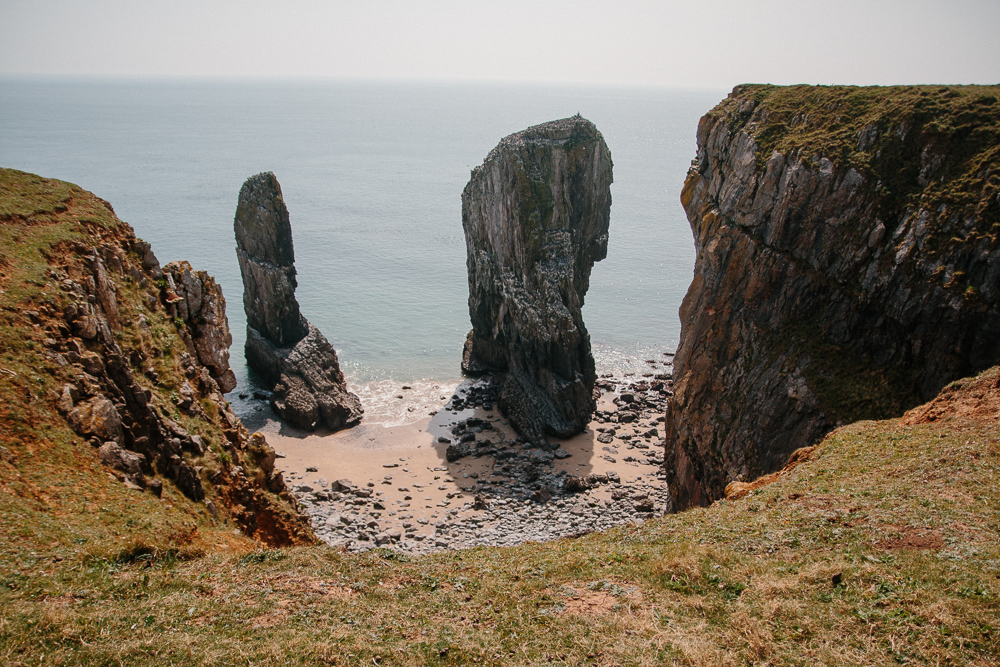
[665,84,1000,509]
[461,116,613,445]
[235,172,362,431]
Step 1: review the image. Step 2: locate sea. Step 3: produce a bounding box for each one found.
[0,78,725,424]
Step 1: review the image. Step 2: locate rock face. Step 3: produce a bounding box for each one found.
[0,165,314,546]
[162,260,237,393]
[665,84,1000,509]
[461,116,613,445]
[235,172,362,431]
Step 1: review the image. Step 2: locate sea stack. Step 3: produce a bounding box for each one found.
[235,172,362,431]
[461,116,613,444]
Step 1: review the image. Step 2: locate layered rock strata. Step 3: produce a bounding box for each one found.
[461,116,613,444]
[235,172,362,431]
[665,85,1000,509]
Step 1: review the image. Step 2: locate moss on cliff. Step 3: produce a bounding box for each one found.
[714,84,1000,236]
[722,85,1000,422]
[787,313,920,424]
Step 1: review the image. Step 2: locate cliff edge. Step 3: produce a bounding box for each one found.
[461,116,613,444]
[0,168,313,547]
[666,84,1000,509]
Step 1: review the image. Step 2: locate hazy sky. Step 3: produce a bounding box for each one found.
[2,0,998,88]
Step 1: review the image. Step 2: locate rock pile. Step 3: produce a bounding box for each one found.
[235,172,362,431]
[461,116,613,445]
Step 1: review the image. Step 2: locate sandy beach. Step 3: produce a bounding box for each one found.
[247,365,673,553]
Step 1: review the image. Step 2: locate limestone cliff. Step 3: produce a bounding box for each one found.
[666,85,1000,509]
[461,116,613,444]
[235,172,362,432]
[0,167,313,546]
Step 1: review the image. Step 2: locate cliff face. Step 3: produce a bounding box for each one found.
[461,116,613,444]
[235,173,362,431]
[0,168,313,546]
[666,85,1000,509]
[162,260,237,393]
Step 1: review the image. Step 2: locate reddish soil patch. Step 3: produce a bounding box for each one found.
[876,526,945,551]
[563,591,618,616]
[725,446,817,500]
[901,368,1000,426]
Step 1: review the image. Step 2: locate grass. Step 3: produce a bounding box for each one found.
[2,161,998,664]
[1,365,998,665]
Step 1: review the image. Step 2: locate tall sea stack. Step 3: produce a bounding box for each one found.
[235,172,362,431]
[461,116,613,444]
[666,85,1000,509]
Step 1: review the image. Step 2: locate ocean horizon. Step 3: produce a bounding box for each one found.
[0,77,725,423]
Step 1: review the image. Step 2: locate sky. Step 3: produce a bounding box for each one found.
[1,0,998,89]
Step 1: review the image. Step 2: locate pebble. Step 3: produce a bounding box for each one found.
[293,372,675,555]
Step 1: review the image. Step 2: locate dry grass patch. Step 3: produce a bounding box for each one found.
[562,590,618,616]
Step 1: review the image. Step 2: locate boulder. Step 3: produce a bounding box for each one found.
[461,116,613,444]
[445,441,473,462]
[563,473,609,493]
[97,442,143,477]
[67,395,123,443]
[167,455,204,502]
[331,479,356,493]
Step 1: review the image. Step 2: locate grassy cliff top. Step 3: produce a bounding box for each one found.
[711,84,1000,219]
[0,168,304,591]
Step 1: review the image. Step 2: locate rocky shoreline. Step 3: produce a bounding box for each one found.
[262,354,674,555]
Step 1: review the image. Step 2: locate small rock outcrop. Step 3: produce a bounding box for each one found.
[162,260,237,393]
[665,84,1000,509]
[461,116,613,444]
[235,172,362,431]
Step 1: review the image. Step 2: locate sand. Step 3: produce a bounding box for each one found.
[259,385,668,547]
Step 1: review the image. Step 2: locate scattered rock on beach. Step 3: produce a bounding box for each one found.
[288,370,675,555]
